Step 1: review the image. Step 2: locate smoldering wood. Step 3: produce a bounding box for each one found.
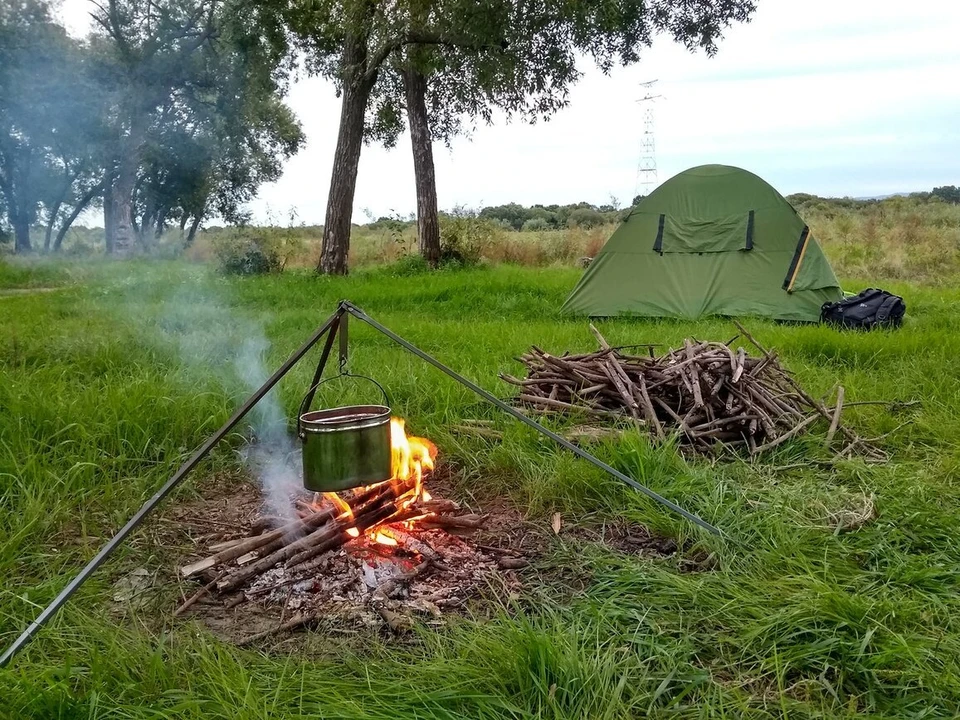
[177,476,496,614]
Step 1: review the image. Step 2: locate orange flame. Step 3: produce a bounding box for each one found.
[311,418,438,542]
[322,491,360,537]
[390,417,437,508]
[371,530,398,547]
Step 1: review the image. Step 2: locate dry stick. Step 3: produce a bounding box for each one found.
[174,570,227,616]
[825,386,845,447]
[183,481,398,577]
[180,506,337,578]
[517,394,621,417]
[688,413,760,433]
[385,528,447,566]
[732,347,746,383]
[576,383,608,396]
[638,375,666,440]
[283,503,400,569]
[237,612,319,647]
[603,361,640,421]
[841,399,921,409]
[206,536,255,553]
[421,513,488,530]
[589,323,611,350]
[751,413,822,454]
[651,397,711,448]
[224,594,246,609]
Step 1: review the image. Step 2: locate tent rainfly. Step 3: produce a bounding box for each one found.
[562,164,842,322]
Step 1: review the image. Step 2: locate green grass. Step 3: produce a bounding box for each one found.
[3,259,960,718]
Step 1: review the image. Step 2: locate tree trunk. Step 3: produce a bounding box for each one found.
[184,213,202,248]
[140,194,157,249]
[44,174,73,252]
[318,34,375,275]
[54,182,102,253]
[111,118,144,257]
[12,213,32,253]
[154,207,167,240]
[179,213,188,243]
[44,214,57,253]
[403,66,441,267]
[103,185,115,255]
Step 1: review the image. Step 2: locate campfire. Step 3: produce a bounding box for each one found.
[176,417,526,641]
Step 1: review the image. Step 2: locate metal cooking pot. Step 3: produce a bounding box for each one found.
[297,374,392,493]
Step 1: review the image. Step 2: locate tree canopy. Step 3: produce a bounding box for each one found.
[239,0,756,273]
[0,0,303,254]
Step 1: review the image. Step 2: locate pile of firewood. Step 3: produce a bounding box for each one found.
[175,477,493,628]
[501,322,884,459]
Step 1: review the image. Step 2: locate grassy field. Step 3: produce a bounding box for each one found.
[2,258,960,718]
[172,194,960,286]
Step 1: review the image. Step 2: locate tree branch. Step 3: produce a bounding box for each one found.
[364,31,503,85]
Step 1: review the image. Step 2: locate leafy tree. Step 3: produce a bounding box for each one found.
[340,0,756,272]
[88,0,220,255]
[129,28,303,250]
[932,185,960,205]
[0,0,82,252]
[567,207,605,228]
[82,0,302,255]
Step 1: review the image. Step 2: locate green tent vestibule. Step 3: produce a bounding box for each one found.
[562,164,842,322]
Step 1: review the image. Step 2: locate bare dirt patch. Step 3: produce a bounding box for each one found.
[158,466,699,648]
[164,466,538,647]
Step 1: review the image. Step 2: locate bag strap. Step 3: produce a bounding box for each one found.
[875,295,901,324]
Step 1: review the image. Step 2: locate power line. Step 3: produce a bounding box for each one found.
[634,80,662,200]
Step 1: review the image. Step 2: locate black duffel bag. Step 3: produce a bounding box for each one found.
[820,288,906,330]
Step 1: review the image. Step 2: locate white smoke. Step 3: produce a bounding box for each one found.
[153,276,302,521]
[234,334,302,521]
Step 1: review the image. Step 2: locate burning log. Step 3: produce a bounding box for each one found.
[501,324,885,459]
[216,480,414,592]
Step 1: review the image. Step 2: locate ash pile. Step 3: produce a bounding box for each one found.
[175,477,528,644]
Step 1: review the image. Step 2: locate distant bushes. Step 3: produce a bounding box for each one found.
[803,195,960,283]
[478,201,625,230]
[212,227,304,275]
[566,207,605,228]
[521,217,550,232]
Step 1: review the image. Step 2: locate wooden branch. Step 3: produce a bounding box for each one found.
[589,323,611,350]
[174,571,225,616]
[825,386,845,447]
[236,612,318,647]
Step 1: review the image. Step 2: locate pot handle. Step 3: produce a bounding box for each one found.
[296,373,391,438]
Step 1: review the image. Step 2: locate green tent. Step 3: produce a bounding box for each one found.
[562,164,842,322]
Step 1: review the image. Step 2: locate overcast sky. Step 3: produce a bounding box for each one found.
[59,0,960,225]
